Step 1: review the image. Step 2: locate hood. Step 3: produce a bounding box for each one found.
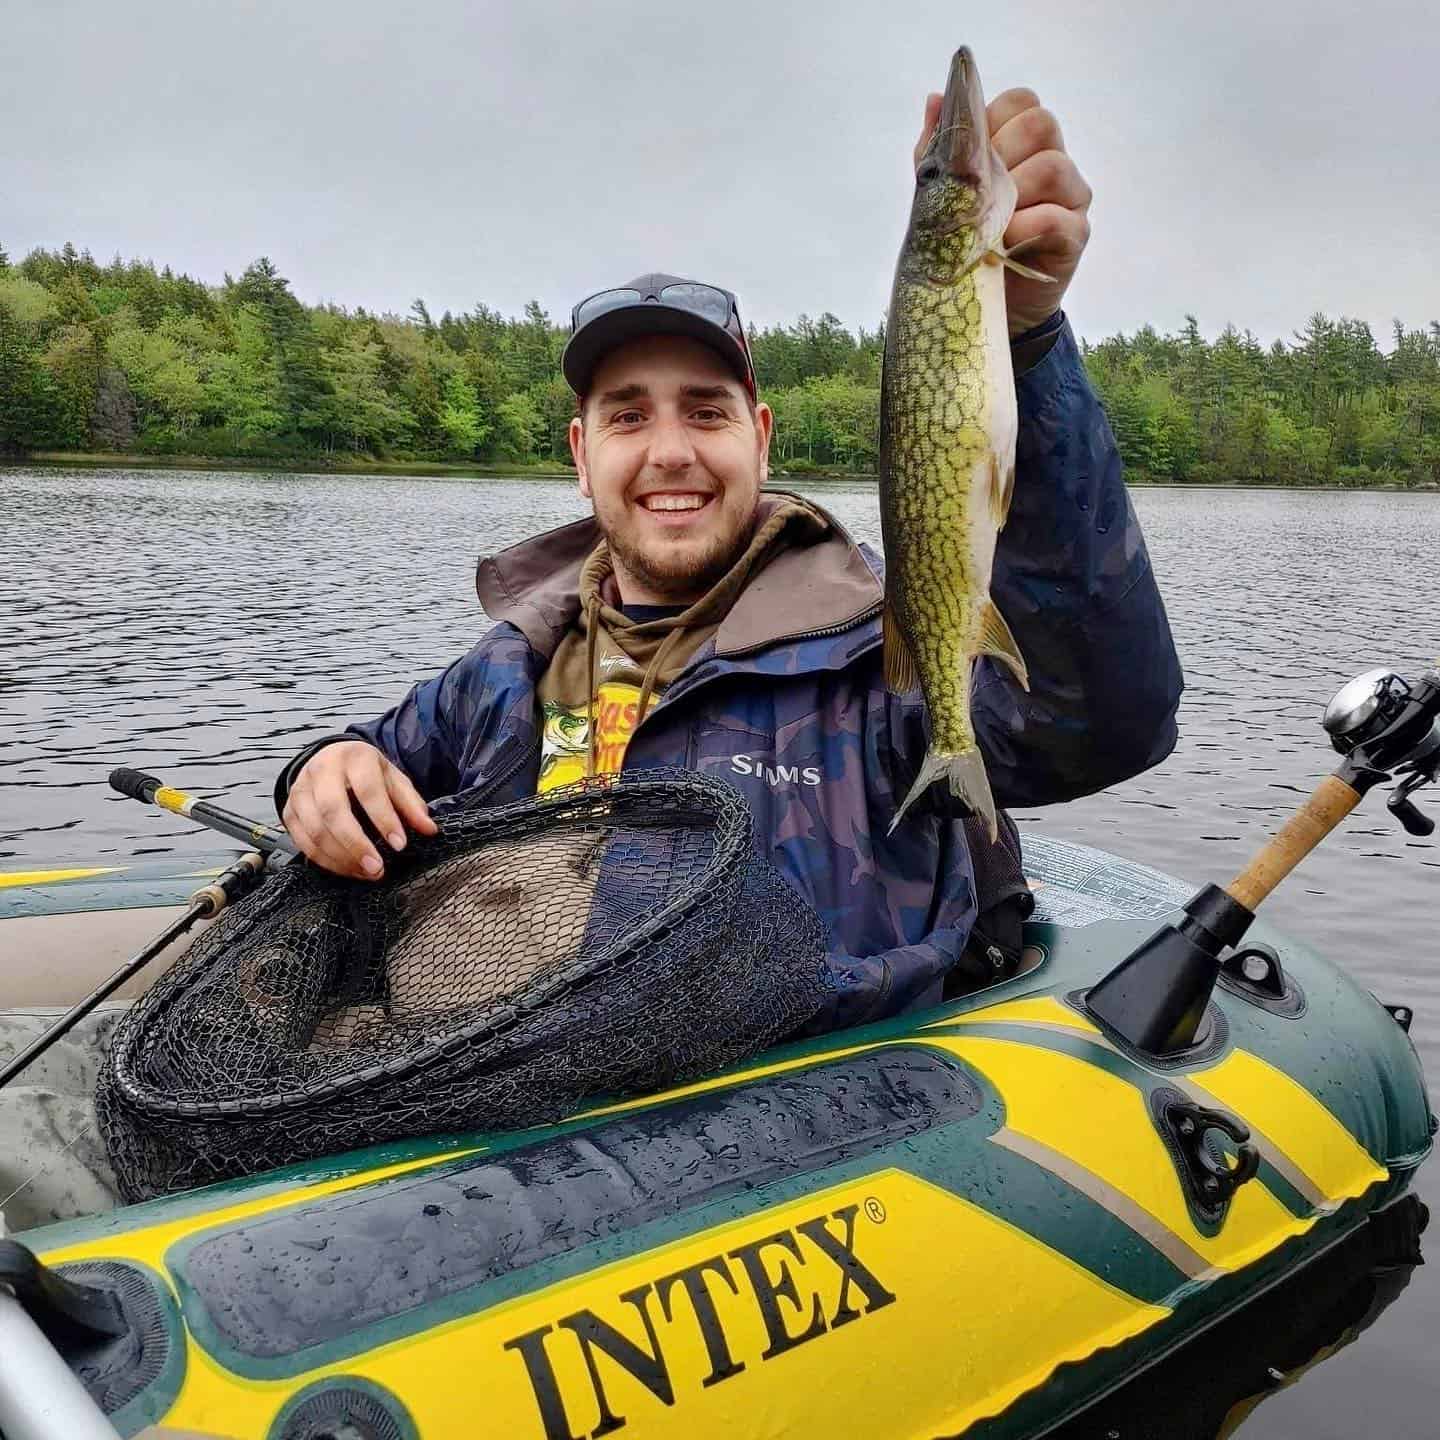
[474,491,884,662]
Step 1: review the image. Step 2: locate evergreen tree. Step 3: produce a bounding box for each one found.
[0,301,59,453]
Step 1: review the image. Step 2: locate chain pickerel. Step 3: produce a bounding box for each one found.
[880,45,1048,840]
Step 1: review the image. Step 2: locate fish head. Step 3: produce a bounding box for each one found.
[900,46,1015,284]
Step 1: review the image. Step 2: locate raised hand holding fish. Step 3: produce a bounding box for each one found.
[881,47,1069,841]
[915,82,1093,336]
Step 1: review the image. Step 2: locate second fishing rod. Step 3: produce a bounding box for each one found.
[0,771,296,1090]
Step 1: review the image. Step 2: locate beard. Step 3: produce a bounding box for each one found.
[601,504,759,603]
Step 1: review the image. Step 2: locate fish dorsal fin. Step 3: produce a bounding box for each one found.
[989,453,1016,527]
[979,598,1029,690]
[883,602,920,695]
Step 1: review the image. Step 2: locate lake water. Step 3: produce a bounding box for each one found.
[3,465,1439,1433]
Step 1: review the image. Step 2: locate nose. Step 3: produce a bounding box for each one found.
[647,411,696,472]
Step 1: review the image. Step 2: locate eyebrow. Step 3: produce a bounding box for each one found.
[595,382,648,407]
[679,384,738,402]
[593,381,739,409]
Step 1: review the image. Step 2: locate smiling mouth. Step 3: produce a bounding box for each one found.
[639,493,712,513]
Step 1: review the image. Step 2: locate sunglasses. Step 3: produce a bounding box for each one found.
[570,282,743,337]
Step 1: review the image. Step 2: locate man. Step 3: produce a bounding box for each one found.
[277,87,1183,1034]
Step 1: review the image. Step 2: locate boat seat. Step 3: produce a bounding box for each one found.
[0,910,197,1008]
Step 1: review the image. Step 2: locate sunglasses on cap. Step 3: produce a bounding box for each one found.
[569,280,742,333]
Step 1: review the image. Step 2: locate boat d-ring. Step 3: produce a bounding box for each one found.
[1152,1090,1260,1224]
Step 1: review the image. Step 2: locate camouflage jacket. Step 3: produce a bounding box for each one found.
[277,318,1183,1034]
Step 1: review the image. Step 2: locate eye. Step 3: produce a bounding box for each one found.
[692,407,724,422]
[916,160,942,185]
[613,409,645,425]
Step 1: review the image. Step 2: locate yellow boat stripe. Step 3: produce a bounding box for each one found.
[927,994,1103,1034]
[0,865,124,888]
[39,1146,484,1270]
[574,1039,893,1121]
[934,1035,1314,1269]
[1185,1049,1387,1205]
[948,1004,1374,1214]
[135,1170,1170,1440]
[991,1127,1215,1280]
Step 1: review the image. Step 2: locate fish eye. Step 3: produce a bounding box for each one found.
[916,160,942,185]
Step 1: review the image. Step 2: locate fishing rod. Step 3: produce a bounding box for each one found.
[1087,663,1440,1055]
[0,772,295,1090]
[108,767,299,856]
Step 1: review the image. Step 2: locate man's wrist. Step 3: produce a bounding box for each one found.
[1010,310,1066,377]
[273,733,360,816]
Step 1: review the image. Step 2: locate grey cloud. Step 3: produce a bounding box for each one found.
[3,0,1435,346]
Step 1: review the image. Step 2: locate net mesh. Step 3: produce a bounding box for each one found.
[96,770,830,1201]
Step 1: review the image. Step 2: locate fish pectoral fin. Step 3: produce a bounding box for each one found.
[995,235,1056,284]
[883,603,921,695]
[979,598,1030,691]
[989,452,1015,526]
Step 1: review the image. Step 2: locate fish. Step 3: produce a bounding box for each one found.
[879,44,1047,840]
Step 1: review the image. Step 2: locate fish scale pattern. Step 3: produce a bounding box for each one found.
[95,770,830,1201]
[882,256,996,753]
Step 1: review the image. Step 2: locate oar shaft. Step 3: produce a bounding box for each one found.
[109,768,297,856]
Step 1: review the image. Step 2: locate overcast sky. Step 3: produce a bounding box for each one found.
[4,0,1436,348]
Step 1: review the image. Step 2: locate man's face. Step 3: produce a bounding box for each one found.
[569,334,772,605]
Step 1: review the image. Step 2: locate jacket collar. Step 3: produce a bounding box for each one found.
[475,491,883,663]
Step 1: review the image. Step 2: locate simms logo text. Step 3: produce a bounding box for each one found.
[730,754,821,787]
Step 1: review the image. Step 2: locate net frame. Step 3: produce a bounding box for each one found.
[96,770,830,1199]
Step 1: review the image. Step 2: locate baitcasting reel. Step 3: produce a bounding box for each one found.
[1323,667,1440,836]
[1085,662,1440,1056]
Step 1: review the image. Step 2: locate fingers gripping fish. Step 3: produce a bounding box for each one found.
[880,46,1050,841]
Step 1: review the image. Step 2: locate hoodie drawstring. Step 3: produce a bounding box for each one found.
[584,590,689,779]
[584,590,602,778]
[634,626,688,739]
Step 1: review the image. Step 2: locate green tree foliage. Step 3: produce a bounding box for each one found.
[496,391,545,461]
[0,297,61,454]
[2,242,1436,487]
[438,372,487,457]
[1084,315,1440,488]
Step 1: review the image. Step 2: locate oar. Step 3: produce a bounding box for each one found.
[0,775,295,1090]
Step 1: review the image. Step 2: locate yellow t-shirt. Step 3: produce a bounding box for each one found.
[533,502,829,793]
[538,683,655,792]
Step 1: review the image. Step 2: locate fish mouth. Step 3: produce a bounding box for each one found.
[917,46,989,194]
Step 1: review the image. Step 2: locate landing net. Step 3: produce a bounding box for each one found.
[96,770,829,1200]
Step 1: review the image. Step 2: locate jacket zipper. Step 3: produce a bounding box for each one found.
[633,600,884,738]
[457,731,541,808]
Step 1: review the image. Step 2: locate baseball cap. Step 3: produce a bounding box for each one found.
[562,273,758,400]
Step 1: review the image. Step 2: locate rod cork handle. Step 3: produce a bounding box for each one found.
[1225,774,1363,911]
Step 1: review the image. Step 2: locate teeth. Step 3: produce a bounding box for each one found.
[643,494,707,512]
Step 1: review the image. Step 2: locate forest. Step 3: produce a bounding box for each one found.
[1,243,1437,488]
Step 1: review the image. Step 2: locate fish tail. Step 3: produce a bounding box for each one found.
[888,747,998,842]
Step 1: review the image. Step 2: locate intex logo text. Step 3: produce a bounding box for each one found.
[730,754,821,787]
[503,1202,894,1439]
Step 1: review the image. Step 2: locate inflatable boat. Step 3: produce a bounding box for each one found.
[0,827,1431,1440]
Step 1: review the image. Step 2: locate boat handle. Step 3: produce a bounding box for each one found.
[1161,1098,1260,1213]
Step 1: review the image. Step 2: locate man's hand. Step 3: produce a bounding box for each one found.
[282,740,438,879]
[915,88,1093,335]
